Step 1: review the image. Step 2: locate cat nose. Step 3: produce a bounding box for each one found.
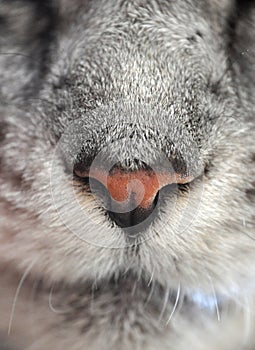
[75,165,191,229]
[102,170,160,228]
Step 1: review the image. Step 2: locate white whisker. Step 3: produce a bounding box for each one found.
[131,280,138,296]
[8,258,38,335]
[210,283,221,322]
[90,280,98,313]
[144,280,155,307]
[148,267,155,287]
[48,285,64,314]
[166,283,181,325]
[158,287,170,323]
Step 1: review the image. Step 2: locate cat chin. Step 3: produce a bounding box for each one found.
[0,266,247,350]
[35,269,243,328]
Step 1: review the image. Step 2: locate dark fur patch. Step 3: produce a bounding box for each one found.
[0,122,7,143]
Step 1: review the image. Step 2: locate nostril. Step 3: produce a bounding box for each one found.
[108,190,159,229]
[89,178,111,210]
[73,171,111,209]
[131,190,159,226]
[153,190,159,206]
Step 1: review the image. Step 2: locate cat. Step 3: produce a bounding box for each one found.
[0,0,254,349]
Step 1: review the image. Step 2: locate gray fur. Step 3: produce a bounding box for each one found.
[0,0,254,349]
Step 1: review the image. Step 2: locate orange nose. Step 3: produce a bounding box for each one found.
[77,168,191,209]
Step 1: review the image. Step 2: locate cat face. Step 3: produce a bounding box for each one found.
[0,0,254,320]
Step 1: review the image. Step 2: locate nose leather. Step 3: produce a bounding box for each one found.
[103,170,160,209]
[93,170,190,209]
[76,168,191,208]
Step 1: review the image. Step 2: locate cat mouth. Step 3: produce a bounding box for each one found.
[46,271,224,325]
[90,273,224,317]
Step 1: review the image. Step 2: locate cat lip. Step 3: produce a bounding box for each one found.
[45,272,226,320]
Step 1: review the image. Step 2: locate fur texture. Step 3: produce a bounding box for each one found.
[0,0,254,349]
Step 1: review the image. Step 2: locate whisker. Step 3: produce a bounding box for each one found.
[166,283,181,325]
[147,267,155,287]
[243,232,255,241]
[48,285,64,314]
[0,52,31,58]
[8,258,38,335]
[144,280,155,307]
[131,280,138,297]
[158,287,170,323]
[90,280,98,313]
[210,282,221,322]
[177,288,185,312]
